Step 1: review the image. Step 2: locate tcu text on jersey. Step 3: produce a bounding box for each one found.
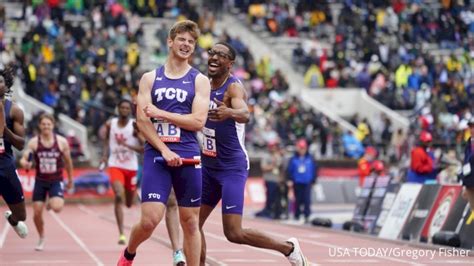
[155,87,188,103]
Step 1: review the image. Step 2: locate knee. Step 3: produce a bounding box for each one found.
[140,216,160,232]
[51,206,62,213]
[115,195,123,204]
[224,229,243,244]
[180,214,199,234]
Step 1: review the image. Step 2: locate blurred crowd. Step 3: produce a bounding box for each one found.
[0,0,348,160]
[243,0,473,158]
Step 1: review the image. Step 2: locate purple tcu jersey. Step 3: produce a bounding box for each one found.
[144,66,201,156]
[201,75,249,170]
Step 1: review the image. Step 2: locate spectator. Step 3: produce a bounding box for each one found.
[407,131,437,183]
[256,141,284,219]
[287,139,317,223]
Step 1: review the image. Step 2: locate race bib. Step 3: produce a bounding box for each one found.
[202,127,217,157]
[154,120,181,142]
[298,164,306,173]
[39,158,57,174]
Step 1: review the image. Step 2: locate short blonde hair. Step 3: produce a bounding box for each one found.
[39,113,56,125]
[168,20,200,41]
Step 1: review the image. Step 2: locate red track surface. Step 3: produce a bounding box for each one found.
[1,204,472,265]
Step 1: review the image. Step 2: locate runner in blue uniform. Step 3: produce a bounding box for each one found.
[0,65,28,239]
[117,20,210,266]
[199,43,308,266]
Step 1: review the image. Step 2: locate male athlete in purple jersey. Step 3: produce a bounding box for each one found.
[117,20,210,266]
[199,43,308,266]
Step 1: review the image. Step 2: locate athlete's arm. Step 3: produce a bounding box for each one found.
[3,103,25,150]
[58,136,74,190]
[208,82,249,123]
[101,120,111,164]
[143,73,211,131]
[137,71,182,166]
[19,137,37,170]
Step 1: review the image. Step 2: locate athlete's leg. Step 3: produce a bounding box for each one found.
[219,168,293,256]
[124,170,138,208]
[2,166,28,239]
[32,180,47,239]
[48,181,65,213]
[127,202,166,253]
[32,201,44,236]
[178,206,200,266]
[173,162,203,266]
[109,168,126,236]
[199,167,221,266]
[166,189,180,251]
[222,213,293,255]
[6,202,27,224]
[199,204,216,266]
[123,152,173,259]
[1,165,27,223]
[113,181,126,235]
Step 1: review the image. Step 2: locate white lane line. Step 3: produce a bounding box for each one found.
[0,221,10,248]
[207,249,244,253]
[262,229,426,266]
[206,255,228,266]
[49,211,104,266]
[78,204,226,266]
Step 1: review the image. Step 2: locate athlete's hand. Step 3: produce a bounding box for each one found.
[66,180,74,191]
[208,98,231,121]
[162,149,183,167]
[143,104,164,119]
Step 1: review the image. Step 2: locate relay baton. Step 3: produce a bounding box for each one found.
[153,156,201,165]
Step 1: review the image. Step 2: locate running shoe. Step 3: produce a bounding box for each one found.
[35,238,45,251]
[173,249,186,266]
[118,234,127,245]
[4,211,28,239]
[117,249,133,266]
[286,237,308,266]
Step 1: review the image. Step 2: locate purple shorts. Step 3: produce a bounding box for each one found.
[202,167,248,215]
[141,150,201,207]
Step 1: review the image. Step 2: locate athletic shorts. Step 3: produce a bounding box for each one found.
[0,163,24,205]
[108,167,138,191]
[202,167,248,215]
[33,179,64,202]
[140,150,201,207]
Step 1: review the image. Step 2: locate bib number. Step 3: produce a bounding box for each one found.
[39,158,57,174]
[154,120,181,142]
[202,127,217,157]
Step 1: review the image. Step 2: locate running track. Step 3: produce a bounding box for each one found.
[0,204,472,265]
